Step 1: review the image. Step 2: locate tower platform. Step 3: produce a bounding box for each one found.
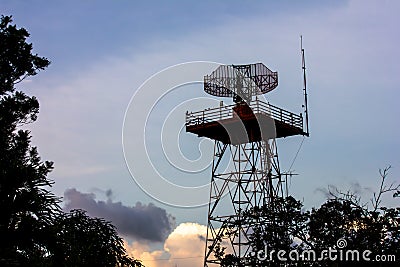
[186,99,306,145]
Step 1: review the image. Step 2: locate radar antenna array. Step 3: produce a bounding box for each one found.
[204,63,278,103]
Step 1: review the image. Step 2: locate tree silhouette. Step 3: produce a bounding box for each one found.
[47,209,143,267]
[214,168,400,266]
[0,14,58,264]
[0,15,143,266]
[0,15,50,94]
[308,167,400,266]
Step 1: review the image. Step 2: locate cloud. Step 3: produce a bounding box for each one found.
[125,222,207,267]
[64,188,175,242]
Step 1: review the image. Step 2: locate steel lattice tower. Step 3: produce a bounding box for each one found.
[186,60,309,266]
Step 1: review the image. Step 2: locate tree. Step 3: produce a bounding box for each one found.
[46,210,143,267]
[214,167,400,266]
[308,167,400,267]
[0,15,50,94]
[0,15,144,266]
[211,196,309,266]
[0,14,57,264]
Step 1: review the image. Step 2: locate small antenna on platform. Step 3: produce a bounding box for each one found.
[301,35,310,136]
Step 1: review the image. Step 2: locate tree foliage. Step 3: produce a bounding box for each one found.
[0,15,143,266]
[214,167,400,266]
[0,14,57,264]
[0,15,49,93]
[46,210,143,267]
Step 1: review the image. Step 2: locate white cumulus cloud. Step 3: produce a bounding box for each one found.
[125,222,207,267]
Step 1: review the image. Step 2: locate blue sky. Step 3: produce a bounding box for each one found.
[2,0,400,263]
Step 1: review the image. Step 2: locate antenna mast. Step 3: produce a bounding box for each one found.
[301,36,310,136]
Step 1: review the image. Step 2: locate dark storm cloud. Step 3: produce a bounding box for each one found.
[64,188,175,242]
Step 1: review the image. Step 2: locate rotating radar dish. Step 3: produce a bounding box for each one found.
[204,63,278,103]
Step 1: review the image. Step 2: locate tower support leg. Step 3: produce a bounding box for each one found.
[204,139,285,266]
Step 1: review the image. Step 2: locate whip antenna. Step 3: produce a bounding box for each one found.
[301,35,310,136]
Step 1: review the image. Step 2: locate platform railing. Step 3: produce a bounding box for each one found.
[186,99,303,130]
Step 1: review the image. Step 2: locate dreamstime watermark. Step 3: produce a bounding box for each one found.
[249,238,396,263]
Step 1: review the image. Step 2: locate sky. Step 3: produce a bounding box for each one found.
[2,0,400,266]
